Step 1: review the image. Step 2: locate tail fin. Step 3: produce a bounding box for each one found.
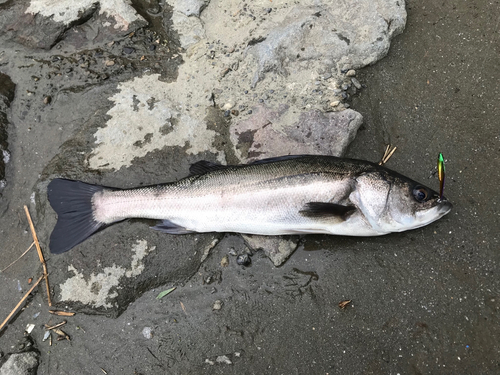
[47,179,107,254]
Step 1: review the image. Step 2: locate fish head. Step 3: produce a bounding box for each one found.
[351,170,452,234]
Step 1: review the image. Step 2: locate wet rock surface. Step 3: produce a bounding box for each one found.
[0,73,15,193]
[0,0,499,373]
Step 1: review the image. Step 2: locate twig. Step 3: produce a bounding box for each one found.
[379,145,397,165]
[49,310,76,317]
[0,275,44,332]
[1,242,35,273]
[45,320,67,330]
[24,206,52,306]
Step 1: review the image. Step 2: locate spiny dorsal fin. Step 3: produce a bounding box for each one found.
[299,202,356,219]
[189,160,230,176]
[249,155,311,165]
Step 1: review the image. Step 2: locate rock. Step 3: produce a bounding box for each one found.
[171,10,206,48]
[230,106,363,161]
[0,73,15,193]
[142,327,153,339]
[351,77,362,89]
[247,2,406,86]
[171,0,210,17]
[243,235,300,267]
[0,0,147,49]
[236,254,251,266]
[213,300,223,310]
[0,352,39,375]
[346,69,356,77]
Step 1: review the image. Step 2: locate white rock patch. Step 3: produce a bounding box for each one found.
[59,239,155,308]
[88,74,225,170]
[26,0,144,30]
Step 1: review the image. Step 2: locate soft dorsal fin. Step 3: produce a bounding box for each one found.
[299,202,356,219]
[189,160,230,176]
[249,155,311,165]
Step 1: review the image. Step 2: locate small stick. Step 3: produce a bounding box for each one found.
[0,275,44,332]
[24,206,52,306]
[45,320,67,330]
[180,301,187,315]
[49,310,76,317]
[1,242,35,273]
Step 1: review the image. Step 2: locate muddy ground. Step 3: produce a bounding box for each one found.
[1,0,499,374]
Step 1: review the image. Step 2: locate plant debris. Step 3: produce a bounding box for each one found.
[49,310,76,316]
[338,300,352,309]
[156,287,176,299]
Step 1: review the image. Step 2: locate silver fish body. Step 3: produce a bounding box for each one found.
[48,155,452,254]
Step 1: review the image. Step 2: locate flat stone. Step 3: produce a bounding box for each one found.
[230,105,363,161]
[242,234,300,267]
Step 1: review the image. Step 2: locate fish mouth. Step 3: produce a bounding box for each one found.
[437,199,453,216]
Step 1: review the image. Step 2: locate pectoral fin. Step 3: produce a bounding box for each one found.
[299,202,356,219]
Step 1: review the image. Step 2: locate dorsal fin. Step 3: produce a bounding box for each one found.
[189,160,230,176]
[249,155,311,165]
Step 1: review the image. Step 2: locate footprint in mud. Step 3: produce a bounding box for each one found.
[282,268,319,298]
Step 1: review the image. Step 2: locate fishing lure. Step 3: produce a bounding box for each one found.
[437,153,445,201]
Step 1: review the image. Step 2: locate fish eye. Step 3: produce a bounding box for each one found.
[413,186,429,202]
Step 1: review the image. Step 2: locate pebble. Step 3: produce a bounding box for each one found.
[44,96,52,105]
[223,110,230,117]
[236,254,251,266]
[341,83,350,91]
[330,100,340,107]
[213,300,223,310]
[231,109,239,116]
[247,110,253,114]
[149,45,156,51]
[222,103,233,110]
[142,327,153,339]
[229,248,237,256]
[216,355,232,365]
[105,60,115,66]
[220,255,229,267]
[351,78,362,89]
[346,69,356,77]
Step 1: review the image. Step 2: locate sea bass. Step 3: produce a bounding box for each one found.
[47,155,452,254]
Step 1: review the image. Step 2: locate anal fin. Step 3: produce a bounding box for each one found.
[151,220,196,234]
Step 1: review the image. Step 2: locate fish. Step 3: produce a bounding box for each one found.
[47,155,452,254]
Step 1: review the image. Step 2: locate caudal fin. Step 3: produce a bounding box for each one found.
[47,179,107,254]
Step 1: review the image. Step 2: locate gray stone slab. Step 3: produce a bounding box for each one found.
[0,352,39,375]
